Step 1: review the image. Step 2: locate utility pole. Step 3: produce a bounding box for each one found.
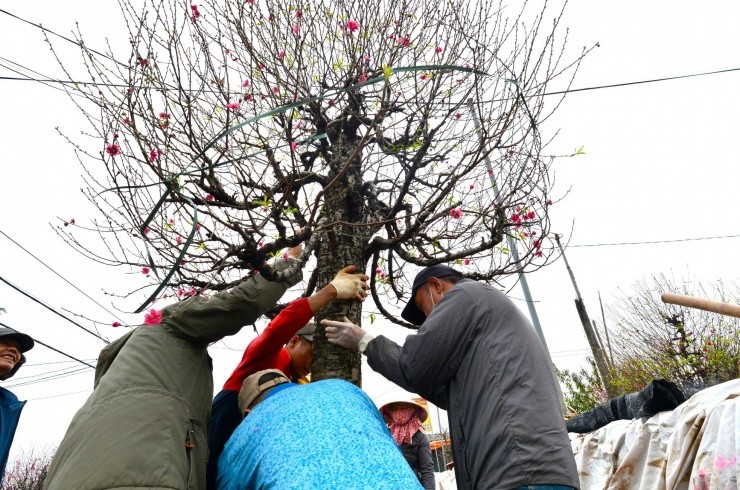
[554,234,614,397]
[468,99,565,411]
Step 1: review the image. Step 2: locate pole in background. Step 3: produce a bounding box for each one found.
[554,234,615,397]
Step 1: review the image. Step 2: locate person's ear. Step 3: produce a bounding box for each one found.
[243,408,251,418]
[428,277,443,293]
[287,336,300,348]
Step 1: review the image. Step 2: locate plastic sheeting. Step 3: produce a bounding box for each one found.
[570,379,740,489]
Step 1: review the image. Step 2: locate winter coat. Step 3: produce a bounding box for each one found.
[366,279,579,490]
[0,387,25,482]
[44,260,301,490]
[400,430,436,490]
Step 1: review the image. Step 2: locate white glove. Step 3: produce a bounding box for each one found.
[329,266,369,301]
[322,317,373,351]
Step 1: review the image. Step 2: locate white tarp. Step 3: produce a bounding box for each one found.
[570,379,740,489]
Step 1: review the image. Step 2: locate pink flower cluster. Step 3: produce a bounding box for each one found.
[191,4,200,22]
[105,143,121,157]
[144,309,162,326]
[449,208,463,219]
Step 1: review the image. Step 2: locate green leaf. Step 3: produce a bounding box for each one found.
[370,312,376,324]
[383,64,393,80]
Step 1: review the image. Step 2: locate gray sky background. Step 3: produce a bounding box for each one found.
[1,0,739,462]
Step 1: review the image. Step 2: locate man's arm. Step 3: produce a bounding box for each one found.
[161,257,303,344]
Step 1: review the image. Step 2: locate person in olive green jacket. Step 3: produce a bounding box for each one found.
[44,253,303,490]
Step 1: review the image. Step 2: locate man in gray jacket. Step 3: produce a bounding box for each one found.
[324,265,579,490]
[45,253,303,490]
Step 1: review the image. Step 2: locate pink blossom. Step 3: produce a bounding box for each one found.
[149,148,159,162]
[295,121,304,129]
[105,143,121,156]
[226,102,240,110]
[113,133,120,139]
[278,50,285,60]
[272,86,280,94]
[358,72,367,83]
[435,46,443,54]
[715,455,736,470]
[327,99,335,106]
[158,112,171,128]
[449,208,463,219]
[525,211,536,220]
[191,4,200,22]
[205,194,214,201]
[245,0,255,4]
[363,55,372,63]
[295,9,303,18]
[510,213,521,224]
[142,266,151,275]
[469,184,474,190]
[112,322,121,328]
[546,199,553,206]
[144,309,162,326]
[464,258,471,265]
[292,23,300,35]
[396,36,411,47]
[177,236,183,245]
[143,227,150,235]
[532,239,542,250]
[488,168,494,176]
[454,112,461,120]
[123,116,132,126]
[290,141,297,152]
[420,73,428,81]
[347,19,360,32]
[168,218,175,225]
[242,79,250,88]
[137,56,148,67]
[258,241,263,247]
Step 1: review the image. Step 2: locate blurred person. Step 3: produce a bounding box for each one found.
[380,399,435,490]
[323,265,579,490]
[206,265,369,489]
[0,327,34,482]
[217,369,422,490]
[45,250,303,490]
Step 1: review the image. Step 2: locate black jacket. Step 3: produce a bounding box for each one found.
[399,430,435,490]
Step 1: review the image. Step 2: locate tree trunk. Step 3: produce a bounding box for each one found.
[310,124,379,386]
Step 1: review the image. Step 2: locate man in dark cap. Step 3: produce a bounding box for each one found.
[323,265,579,490]
[0,326,34,481]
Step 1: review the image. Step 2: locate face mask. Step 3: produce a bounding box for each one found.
[428,287,436,309]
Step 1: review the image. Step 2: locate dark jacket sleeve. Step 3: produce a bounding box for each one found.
[366,282,477,408]
[415,431,436,490]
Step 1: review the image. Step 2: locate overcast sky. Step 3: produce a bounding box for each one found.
[1,0,739,462]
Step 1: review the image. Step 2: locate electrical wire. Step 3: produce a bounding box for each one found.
[570,233,740,248]
[0,228,124,324]
[0,277,108,344]
[0,320,96,369]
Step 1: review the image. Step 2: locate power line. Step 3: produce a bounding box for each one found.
[0,7,126,68]
[0,276,108,344]
[0,320,96,369]
[0,228,124,324]
[570,233,740,248]
[542,66,740,96]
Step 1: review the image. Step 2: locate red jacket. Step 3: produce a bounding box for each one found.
[222,297,313,391]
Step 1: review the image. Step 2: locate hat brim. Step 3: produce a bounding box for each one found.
[401,300,426,325]
[4,333,34,353]
[380,401,428,422]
